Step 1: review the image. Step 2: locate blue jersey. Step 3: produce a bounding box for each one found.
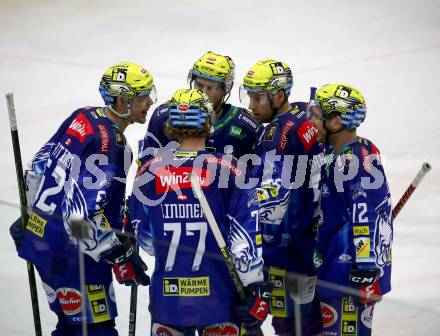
[129,149,263,326]
[141,102,261,160]
[19,107,130,283]
[256,102,323,275]
[316,137,393,298]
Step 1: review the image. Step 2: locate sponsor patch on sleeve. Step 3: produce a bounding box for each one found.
[297,120,317,152]
[66,113,94,143]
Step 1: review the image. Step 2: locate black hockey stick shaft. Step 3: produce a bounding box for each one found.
[190,175,264,336]
[128,242,139,336]
[392,162,431,219]
[6,93,42,336]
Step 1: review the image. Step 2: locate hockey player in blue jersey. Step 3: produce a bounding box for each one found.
[9,62,155,336]
[140,51,261,160]
[239,59,323,336]
[129,88,272,336]
[309,84,393,336]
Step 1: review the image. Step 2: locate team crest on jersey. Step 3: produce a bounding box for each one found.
[114,129,126,147]
[264,124,278,141]
[374,197,393,268]
[228,215,260,273]
[66,113,94,143]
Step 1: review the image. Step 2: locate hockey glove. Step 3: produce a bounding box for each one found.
[349,264,382,304]
[234,281,273,335]
[9,217,24,252]
[102,236,150,286]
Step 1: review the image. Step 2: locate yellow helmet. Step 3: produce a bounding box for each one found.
[168,89,214,128]
[188,51,235,93]
[242,59,293,97]
[315,83,367,129]
[99,61,156,106]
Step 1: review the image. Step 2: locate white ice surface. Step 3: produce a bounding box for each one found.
[1,0,439,335]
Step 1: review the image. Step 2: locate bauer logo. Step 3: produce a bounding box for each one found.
[163,277,210,296]
[57,288,82,315]
[66,113,94,143]
[247,70,255,77]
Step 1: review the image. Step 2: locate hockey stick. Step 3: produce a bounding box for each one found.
[306,87,317,118]
[392,162,432,219]
[190,174,264,336]
[6,93,42,336]
[128,242,139,336]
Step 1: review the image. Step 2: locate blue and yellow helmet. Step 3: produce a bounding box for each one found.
[168,89,214,129]
[188,51,235,94]
[99,61,156,106]
[315,83,366,129]
[242,59,293,97]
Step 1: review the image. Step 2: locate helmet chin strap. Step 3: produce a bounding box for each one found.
[108,99,133,123]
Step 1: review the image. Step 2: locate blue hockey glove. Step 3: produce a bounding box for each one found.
[349,264,382,304]
[102,236,150,286]
[234,281,273,335]
[9,217,24,252]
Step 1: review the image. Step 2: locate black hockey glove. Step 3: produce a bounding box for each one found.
[349,264,382,304]
[9,217,24,252]
[234,281,273,335]
[102,236,150,286]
